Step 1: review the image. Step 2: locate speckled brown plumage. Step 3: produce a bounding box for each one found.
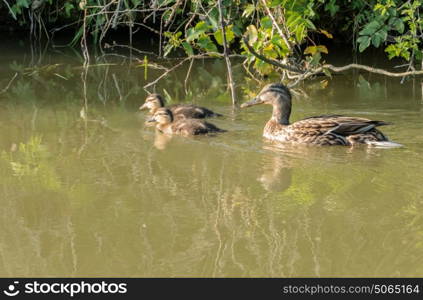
[241,83,397,146]
[148,108,225,136]
[140,93,221,119]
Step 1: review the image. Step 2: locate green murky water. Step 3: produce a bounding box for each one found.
[1,42,423,277]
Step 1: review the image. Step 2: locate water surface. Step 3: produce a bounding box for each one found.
[1,42,423,277]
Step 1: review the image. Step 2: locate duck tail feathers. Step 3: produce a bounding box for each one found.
[366,141,403,148]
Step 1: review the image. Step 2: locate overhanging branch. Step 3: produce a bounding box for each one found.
[243,37,423,82]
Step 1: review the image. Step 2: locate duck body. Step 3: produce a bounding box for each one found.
[242,83,398,147]
[140,94,221,119]
[149,108,225,137]
[263,115,389,146]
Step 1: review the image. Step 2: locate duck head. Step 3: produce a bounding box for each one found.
[147,107,174,125]
[139,94,165,112]
[241,83,292,125]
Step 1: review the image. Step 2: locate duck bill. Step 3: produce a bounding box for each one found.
[139,103,148,111]
[240,97,263,108]
[146,117,156,123]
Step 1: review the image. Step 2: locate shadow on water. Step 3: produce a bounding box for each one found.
[1,42,423,276]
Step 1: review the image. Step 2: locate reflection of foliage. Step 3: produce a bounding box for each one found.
[2,57,243,109]
[1,54,423,277]
[2,136,60,190]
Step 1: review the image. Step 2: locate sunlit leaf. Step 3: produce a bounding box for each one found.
[319,29,333,39]
[214,25,235,46]
[245,25,258,45]
[186,21,209,42]
[304,45,328,55]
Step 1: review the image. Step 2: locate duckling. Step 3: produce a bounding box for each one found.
[148,108,226,136]
[139,93,221,119]
[241,83,400,147]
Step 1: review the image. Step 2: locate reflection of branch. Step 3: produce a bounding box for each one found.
[0,73,18,94]
[143,54,241,89]
[184,58,194,94]
[104,43,159,57]
[143,57,190,89]
[112,74,123,102]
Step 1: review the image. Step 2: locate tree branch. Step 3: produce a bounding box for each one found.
[243,37,423,83]
[218,0,237,105]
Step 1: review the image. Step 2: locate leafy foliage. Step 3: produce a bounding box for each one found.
[1,0,423,75]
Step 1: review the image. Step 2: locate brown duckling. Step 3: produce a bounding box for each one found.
[139,93,222,119]
[148,108,226,136]
[241,83,401,147]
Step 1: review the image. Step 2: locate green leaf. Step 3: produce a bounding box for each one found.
[64,2,74,17]
[17,0,29,8]
[357,36,371,52]
[305,19,316,30]
[207,7,219,30]
[371,34,382,47]
[269,0,283,8]
[186,21,209,42]
[322,68,332,78]
[304,45,328,55]
[394,18,404,33]
[415,50,423,62]
[213,26,235,46]
[261,16,272,29]
[385,44,399,59]
[182,42,194,56]
[197,36,218,53]
[325,0,339,17]
[359,20,380,36]
[242,4,255,18]
[310,52,321,66]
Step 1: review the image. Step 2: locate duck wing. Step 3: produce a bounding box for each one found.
[291,115,390,136]
[169,104,221,118]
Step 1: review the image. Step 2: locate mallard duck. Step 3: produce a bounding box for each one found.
[148,108,226,136]
[241,83,400,146]
[139,93,221,119]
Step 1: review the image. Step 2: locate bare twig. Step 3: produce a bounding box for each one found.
[165,0,183,27]
[218,0,237,105]
[260,0,292,52]
[2,0,16,19]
